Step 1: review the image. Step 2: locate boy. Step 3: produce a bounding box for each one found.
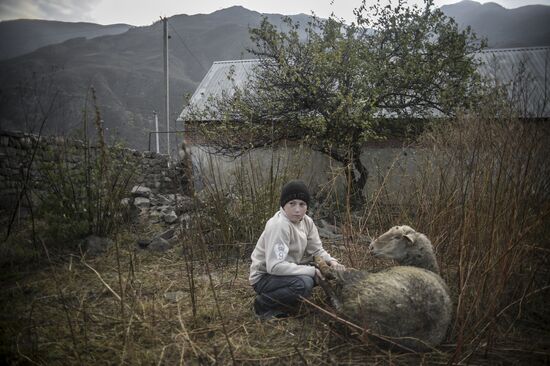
[249,180,344,320]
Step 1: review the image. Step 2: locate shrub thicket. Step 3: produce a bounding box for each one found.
[36,90,135,243]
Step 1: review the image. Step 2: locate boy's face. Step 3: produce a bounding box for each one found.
[283,199,307,223]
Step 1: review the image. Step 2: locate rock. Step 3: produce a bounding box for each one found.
[148,237,172,252]
[156,194,172,205]
[83,235,113,256]
[318,227,343,240]
[180,213,191,226]
[131,185,151,198]
[319,219,342,234]
[157,205,170,213]
[175,196,194,213]
[149,210,162,218]
[120,198,131,207]
[203,229,221,244]
[196,187,212,203]
[158,228,175,240]
[136,239,151,248]
[163,210,178,224]
[167,235,180,245]
[134,197,150,208]
[164,291,185,302]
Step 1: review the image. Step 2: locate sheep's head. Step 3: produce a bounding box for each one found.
[369,225,417,261]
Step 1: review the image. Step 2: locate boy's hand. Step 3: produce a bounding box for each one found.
[314,268,325,284]
[328,261,346,272]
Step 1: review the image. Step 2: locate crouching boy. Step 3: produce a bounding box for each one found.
[249,180,344,320]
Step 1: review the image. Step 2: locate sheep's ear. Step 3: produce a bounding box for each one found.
[404,234,415,246]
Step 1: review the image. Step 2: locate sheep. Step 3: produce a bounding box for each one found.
[315,225,451,352]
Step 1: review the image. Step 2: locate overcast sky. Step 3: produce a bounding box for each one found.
[1,0,549,25]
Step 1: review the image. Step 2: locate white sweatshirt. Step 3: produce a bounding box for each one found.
[249,209,336,285]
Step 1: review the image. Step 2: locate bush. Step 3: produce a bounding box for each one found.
[36,91,136,243]
[192,146,305,247]
[394,110,550,358]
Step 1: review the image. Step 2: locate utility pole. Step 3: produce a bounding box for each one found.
[162,17,170,156]
[154,111,159,153]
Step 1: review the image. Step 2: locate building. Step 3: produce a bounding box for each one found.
[178,46,550,123]
[178,59,259,123]
[475,47,550,118]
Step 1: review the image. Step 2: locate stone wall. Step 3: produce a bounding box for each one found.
[0,130,185,212]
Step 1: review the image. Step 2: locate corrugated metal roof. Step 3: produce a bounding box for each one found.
[179,46,550,121]
[177,59,259,121]
[475,47,550,117]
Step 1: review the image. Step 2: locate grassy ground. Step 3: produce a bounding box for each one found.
[2,113,549,365]
[1,227,549,365]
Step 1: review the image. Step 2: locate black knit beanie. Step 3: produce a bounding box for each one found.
[280,180,311,208]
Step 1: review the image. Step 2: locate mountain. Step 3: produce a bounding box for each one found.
[0,19,132,61]
[441,0,550,48]
[0,4,548,151]
[0,6,312,150]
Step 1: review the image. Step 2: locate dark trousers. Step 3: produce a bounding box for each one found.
[252,274,314,315]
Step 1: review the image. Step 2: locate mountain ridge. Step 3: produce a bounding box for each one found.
[441,1,550,48]
[0,19,132,61]
[0,2,548,150]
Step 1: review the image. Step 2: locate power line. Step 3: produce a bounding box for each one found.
[167,22,208,73]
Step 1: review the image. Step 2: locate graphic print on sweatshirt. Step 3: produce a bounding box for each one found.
[274,242,288,260]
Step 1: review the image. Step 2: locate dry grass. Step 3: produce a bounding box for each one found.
[0,233,368,365]
[2,113,550,365]
[356,112,550,364]
[1,230,548,365]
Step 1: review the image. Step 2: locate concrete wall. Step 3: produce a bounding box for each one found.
[190,142,420,201]
[0,128,419,216]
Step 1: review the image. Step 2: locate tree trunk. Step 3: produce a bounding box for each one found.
[349,147,368,207]
[318,144,369,208]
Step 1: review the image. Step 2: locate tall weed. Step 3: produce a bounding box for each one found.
[192,146,305,248]
[36,89,135,242]
[394,110,550,358]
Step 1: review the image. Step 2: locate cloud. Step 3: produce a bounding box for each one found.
[0,0,101,22]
